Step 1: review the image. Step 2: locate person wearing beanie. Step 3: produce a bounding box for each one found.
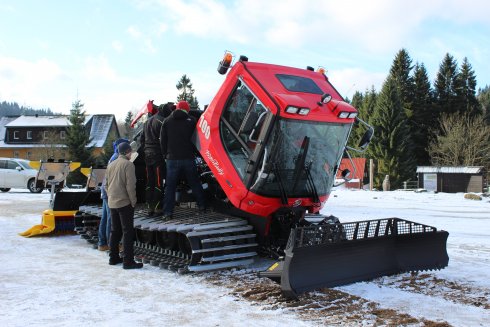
[97,138,129,252]
[105,141,143,269]
[175,100,190,111]
[159,100,206,219]
[140,102,174,216]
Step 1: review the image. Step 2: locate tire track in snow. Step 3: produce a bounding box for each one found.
[204,269,452,326]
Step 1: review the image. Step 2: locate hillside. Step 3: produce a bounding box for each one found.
[0,100,59,116]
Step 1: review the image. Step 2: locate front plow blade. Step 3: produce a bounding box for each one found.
[19,192,91,237]
[260,218,449,298]
[18,210,56,237]
[19,209,78,237]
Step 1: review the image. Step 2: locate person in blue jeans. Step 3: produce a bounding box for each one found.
[160,101,205,219]
[98,138,129,251]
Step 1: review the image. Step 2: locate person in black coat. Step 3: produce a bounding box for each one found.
[159,100,205,219]
[140,102,174,215]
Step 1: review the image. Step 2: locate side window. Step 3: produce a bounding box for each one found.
[222,82,254,131]
[222,82,268,148]
[0,160,6,169]
[220,81,269,179]
[7,160,20,170]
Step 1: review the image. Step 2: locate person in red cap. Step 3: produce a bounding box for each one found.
[159,100,206,219]
[140,102,174,216]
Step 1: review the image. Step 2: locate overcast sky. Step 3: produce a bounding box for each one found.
[1,0,489,120]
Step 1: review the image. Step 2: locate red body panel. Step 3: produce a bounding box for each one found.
[196,61,355,218]
[131,100,154,128]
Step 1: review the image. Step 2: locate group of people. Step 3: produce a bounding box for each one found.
[141,100,206,219]
[97,100,206,270]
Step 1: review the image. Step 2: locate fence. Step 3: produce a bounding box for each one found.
[402,180,419,190]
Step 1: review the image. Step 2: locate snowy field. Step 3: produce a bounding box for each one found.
[1,188,489,326]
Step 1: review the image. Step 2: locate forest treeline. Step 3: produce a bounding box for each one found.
[348,49,490,188]
[0,101,59,116]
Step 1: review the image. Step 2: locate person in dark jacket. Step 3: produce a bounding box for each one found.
[106,142,142,269]
[160,100,205,219]
[140,102,174,215]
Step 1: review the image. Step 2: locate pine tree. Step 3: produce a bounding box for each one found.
[347,91,364,150]
[388,49,414,118]
[361,87,378,121]
[122,110,134,140]
[477,85,490,124]
[434,53,461,118]
[64,100,94,186]
[368,77,416,189]
[458,57,480,117]
[411,63,435,165]
[176,74,200,109]
[348,88,377,151]
[385,49,418,172]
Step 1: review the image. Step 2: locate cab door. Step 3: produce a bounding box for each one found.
[219,80,273,186]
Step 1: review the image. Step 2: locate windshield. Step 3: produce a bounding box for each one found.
[250,119,351,198]
[17,160,33,170]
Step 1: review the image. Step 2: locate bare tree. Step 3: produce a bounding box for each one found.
[428,113,490,167]
[38,129,65,160]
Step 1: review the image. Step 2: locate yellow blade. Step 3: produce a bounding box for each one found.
[19,212,56,237]
[28,161,41,170]
[69,162,81,171]
[80,167,92,177]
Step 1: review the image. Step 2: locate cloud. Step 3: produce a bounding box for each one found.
[156,23,168,36]
[0,57,66,103]
[126,24,158,54]
[0,4,15,12]
[112,41,123,52]
[0,54,185,120]
[153,0,490,53]
[127,25,142,38]
[81,55,117,80]
[143,39,157,54]
[328,67,387,99]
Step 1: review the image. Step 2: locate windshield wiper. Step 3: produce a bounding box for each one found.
[304,161,321,205]
[291,136,320,205]
[273,162,289,205]
[292,136,310,192]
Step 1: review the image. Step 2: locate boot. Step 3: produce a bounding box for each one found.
[109,257,123,265]
[123,261,143,269]
[98,245,109,251]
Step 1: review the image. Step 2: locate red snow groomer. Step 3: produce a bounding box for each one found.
[80,52,449,298]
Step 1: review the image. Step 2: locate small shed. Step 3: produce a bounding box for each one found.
[416,166,487,193]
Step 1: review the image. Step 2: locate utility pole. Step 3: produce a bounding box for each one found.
[369,159,374,191]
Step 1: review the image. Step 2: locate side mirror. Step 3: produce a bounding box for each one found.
[341,169,352,181]
[16,166,22,171]
[358,127,374,149]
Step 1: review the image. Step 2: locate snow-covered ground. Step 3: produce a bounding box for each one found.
[1,188,489,326]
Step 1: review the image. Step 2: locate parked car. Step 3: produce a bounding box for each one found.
[0,157,44,193]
